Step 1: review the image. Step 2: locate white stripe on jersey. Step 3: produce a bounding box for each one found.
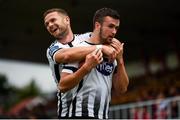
[88,91,96,117]
[98,90,106,119]
[75,92,83,117]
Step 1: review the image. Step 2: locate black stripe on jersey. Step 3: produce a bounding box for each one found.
[72,79,84,117]
[61,35,75,45]
[63,66,78,73]
[71,97,76,117]
[84,41,97,45]
[54,64,60,82]
[65,35,75,46]
[65,93,73,117]
[103,96,108,119]
[81,92,89,117]
[77,79,84,92]
[68,42,73,47]
[93,90,101,118]
[58,92,62,118]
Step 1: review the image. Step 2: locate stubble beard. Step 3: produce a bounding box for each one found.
[56,28,68,40]
[99,28,110,44]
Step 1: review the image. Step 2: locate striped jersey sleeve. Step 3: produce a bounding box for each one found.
[47,41,64,63]
[62,63,79,74]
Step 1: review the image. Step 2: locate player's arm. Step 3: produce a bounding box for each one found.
[111,43,129,97]
[59,49,103,93]
[54,46,95,63]
[54,45,115,63]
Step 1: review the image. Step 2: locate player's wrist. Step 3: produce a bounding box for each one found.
[96,45,102,50]
[82,63,92,73]
[117,55,124,65]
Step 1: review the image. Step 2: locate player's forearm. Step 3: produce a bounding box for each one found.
[112,58,129,95]
[59,64,91,93]
[55,46,97,63]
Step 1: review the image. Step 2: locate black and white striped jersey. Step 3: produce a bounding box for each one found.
[46,32,91,118]
[62,41,117,119]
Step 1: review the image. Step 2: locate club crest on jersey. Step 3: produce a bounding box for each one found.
[49,45,59,56]
[96,61,114,76]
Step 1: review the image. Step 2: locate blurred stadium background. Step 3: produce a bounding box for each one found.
[0,0,180,119]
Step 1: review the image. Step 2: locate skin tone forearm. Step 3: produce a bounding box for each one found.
[54,46,97,63]
[59,64,90,93]
[54,40,117,64]
[112,56,129,96]
[111,42,129,97]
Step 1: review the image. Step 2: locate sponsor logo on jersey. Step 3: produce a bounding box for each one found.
[96,60,114,76]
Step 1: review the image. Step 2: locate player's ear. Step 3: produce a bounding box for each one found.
[95,22,101,29]
[64,16,70,24]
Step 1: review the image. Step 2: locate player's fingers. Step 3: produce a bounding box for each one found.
[92,48,99,55]
[95,49,103,62]
[110,43,119,51]
[121,43,124,48]
[120,43,124,51]
[112,38,121,46]
[99,57,103,63]
[96,48,102,56]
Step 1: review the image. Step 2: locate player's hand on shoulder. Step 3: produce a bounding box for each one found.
[83,49,103,71]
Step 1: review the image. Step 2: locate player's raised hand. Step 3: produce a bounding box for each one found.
[102,45,116,62]
[111,38,124,59]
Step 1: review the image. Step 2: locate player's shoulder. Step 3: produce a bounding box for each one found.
[73,32,91,45]
[74,32,92,39]
[48,39,66,49]
[47,40,65,54]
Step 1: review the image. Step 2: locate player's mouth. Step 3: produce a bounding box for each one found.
[50,28,58,34]
[110,34,115,39]
[108,36,114,40]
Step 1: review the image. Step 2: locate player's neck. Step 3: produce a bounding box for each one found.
[57,29,73,44]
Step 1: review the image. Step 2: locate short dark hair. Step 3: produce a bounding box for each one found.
[93,7,120,28]
[43,8,69,18]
